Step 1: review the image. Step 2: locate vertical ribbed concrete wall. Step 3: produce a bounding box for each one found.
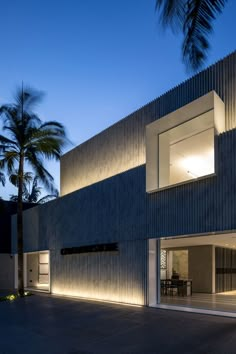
[12,52,236,305]
[51,241,147,305]
[147,129,236,237]
[61,51,236,196]
[12,167,148,304]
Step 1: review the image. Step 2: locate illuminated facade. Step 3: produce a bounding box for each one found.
[11,51,236,308]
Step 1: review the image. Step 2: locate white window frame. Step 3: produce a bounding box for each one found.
[146,91,225,193]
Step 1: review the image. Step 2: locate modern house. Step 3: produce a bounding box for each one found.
[12,51,236,314]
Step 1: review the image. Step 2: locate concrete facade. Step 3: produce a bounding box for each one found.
[0,254,15,289]
[12,51,236,306]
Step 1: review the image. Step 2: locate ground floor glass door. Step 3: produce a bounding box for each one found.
[149,234,236,314]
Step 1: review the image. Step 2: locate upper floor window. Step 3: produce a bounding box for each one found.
[159,112,214,188]
[146,91,225,192]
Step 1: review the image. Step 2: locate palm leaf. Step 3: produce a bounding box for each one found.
[155,0,228,70]
[183,0,227,70]
[25,149,57,193]
[156,0,186,31]
[9,171,33,188]
[0,135,17,146]
[37,191,59,204]
[0,152,19,174]
[0,172,5,186]
[14,86,44,112]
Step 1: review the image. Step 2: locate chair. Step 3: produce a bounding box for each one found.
[161,280,166,296]
[166,279,178,296]
[176,280,186,296]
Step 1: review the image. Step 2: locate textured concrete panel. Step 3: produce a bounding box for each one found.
[51,240,147,305]
[0,254,14,289]
[147,128,236,238]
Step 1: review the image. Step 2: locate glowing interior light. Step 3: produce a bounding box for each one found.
[51,292,142,307]
[51,286,144,306]
[36,283,49,288]
[181,150,214,178]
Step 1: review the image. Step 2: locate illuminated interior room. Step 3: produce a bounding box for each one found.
[158,233,236,312]
[159,112,215,188]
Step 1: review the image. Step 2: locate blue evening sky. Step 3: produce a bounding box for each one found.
[0,0,235,199]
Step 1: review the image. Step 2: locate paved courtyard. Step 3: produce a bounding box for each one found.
[1,294,236,354]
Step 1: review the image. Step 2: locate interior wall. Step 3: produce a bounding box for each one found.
[172,250,188,279]
[27,253,39,287]
[39,252,49,285]
[163,245,215,293]
[166,251,172,279]
[188,245,215,293]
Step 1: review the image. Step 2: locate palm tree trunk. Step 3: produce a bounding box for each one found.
[17,153,24,296]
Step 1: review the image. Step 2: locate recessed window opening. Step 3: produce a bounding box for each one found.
[159,111,215,188]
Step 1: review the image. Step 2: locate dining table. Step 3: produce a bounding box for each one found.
[161,279,192,296]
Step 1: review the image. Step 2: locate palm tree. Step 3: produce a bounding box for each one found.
[0,86,68,296]
[9,173,59,203]
[155,0,228,71]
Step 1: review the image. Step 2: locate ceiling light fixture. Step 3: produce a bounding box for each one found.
[187,170,198,178]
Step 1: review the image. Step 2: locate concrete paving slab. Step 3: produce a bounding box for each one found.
[0,294,236,354]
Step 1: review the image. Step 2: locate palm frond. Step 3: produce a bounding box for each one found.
[156,0,186,32]
[37,191,59,204]
[14,86,44,112]
[0,152,19,174]
[27,176,42,203]
[9,171,33,188]
[183,0,227,70]
[9,174,40,203]
[0,134,17,146]
[9,194,19,202]
[25,150,56,193]
[9,173,18,187]
[155,0,228,70]
[0,172,5,186]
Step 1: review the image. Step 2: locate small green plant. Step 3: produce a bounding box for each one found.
[6,294,17,301]
[0,291,32,302]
